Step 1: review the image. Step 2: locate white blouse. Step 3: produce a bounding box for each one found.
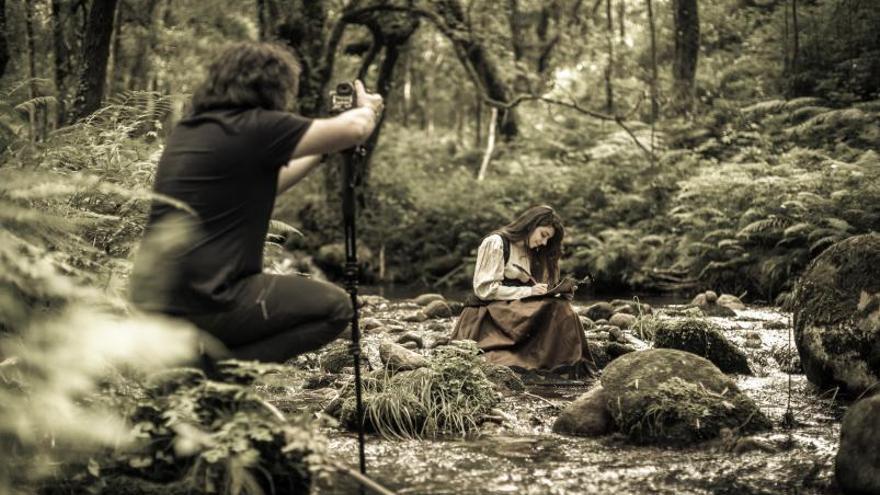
[473,234,534,301]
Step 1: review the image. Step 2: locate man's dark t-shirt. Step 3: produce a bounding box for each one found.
[131,108,311,314]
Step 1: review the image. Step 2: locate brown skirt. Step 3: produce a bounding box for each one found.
[451,297,586,370]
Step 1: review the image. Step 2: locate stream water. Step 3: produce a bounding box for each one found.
[268,294,844,495]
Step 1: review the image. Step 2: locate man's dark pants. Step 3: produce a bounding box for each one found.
[186,274,352,363]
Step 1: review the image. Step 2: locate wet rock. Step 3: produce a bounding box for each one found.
[792,234,880,397]
[601,349,771,445]
[414,293,446,306]
[610,313,637,330]
[611,299,654,315]
[691,291,738,317]
[402,311,429,323]
[763,320,788,330]
[362,317,383,331]
[396,332,425,349]
[605,342,636,359]
[319,343,352,374]
[579,317,596,329]
[652,318,752,375]
[448,301,464,316]
[423,300,453,319]
[429,336,451,349]
[584,340,610,369]
[613,305,635,315]
[717,294,746,310]
[836,394,880,494]
[379,341,428,371]
[553,385,613,437]
[302,374,337,390]
[582,302,615,321]
[606,325,624,342]
[359,295,389,307]
[401,341,419,350]
[481,363,525,391]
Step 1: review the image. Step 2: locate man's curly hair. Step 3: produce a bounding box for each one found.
[190,42,301,114]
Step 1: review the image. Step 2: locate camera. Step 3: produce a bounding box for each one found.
[329,81,357,115]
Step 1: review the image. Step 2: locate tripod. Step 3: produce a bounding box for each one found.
[342,145,368,486]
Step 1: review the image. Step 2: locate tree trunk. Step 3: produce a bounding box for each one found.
[604,0,615,114]
[671,0,699,116]
[0,0,8,79]
[51,0,71,126]
[25,0,39,141]
[647,0,658,165]
[128,0,163,91]
[436,0,518,140]
[70,0,119,122]
[791,0,799,72]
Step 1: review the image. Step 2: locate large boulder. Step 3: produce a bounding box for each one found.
[792,234,880,396]
[552,385,614,437]
[652,318,752,375]
[835,394,880,494]
[601,349,770,445]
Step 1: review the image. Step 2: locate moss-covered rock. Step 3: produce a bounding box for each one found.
[792,233,880,396]
[652,318,752,374]
[835,394,880,495]
[553,385,613,437]
[601,349,770,445]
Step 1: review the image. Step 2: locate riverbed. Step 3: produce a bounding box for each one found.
[263,297,844,495]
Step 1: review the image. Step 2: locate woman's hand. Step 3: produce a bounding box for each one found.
[530,283,548,296]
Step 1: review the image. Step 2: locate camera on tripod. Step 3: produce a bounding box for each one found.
[329,82,357,115]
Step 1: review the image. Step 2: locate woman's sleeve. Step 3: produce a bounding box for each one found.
[473,235,533,301]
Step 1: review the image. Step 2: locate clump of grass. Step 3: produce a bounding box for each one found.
[614,377,771,445]
[338,342,499,439]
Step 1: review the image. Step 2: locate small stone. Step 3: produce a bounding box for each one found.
[402,311,428,323]
[423,300,453,319]
[607,326,623,343]
[582,302,615,321]
[396,332,425,349]
[609,313,637,330]
[379,341,428,371]
[414,293,446,306]
[362,317,383,330]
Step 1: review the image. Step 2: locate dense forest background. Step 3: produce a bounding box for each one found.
[1,0,879,304]
[1,0,879,492]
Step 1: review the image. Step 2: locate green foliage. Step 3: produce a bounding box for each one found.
[109,363,330,495]
[337,342,498,439]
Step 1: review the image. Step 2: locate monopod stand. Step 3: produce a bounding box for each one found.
[342,145,368,487]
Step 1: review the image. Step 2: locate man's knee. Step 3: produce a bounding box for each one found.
[327,287,354,324]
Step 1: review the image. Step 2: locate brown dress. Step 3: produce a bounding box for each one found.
[451,296,587,370]
[450,234,587,370]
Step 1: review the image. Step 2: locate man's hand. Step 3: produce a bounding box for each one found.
[354,80,383,118]
[530,283,548,297]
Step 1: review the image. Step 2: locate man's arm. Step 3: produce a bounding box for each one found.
[277,155,323,194]
[289,80,383,159]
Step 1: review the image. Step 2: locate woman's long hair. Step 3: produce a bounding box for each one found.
[494,205,565,285]
[190,42,301,114]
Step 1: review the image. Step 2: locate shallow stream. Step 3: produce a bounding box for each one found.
[266,297,844,494]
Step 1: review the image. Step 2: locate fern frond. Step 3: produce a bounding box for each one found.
[14,96,58,118]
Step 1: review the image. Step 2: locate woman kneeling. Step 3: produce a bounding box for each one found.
[451,205,588,372]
